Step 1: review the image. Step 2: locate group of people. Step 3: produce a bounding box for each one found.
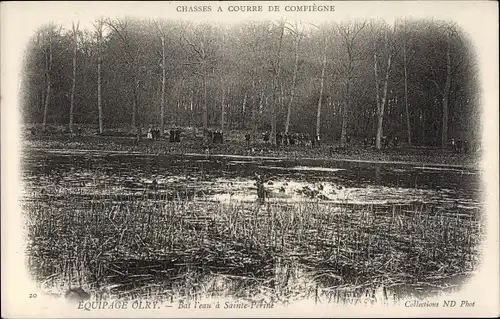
[260,131,320,147]
[450,138,470,154]
[207,130,224,144]
[141,126,181,142]
[169,128,182,143]
[361,136,399,149]
[147,127,162,140]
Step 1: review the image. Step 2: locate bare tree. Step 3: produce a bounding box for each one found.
[270,20,286,145]
[42,29,53,131]
[161,34,166,135]
[152,20,168,136]
[105,18,148,132]
[93,19,104,134]
[284,21,304,134]
[181,23,217,142]
[441,34,452,148]
[426,24,457,148]
[374,23,395,150]
[338,21,367,146]
[401,19,412,146]
[69,21,80,133]
[316,30,329,139]
[220,30,226,133]
[440,28,453,149]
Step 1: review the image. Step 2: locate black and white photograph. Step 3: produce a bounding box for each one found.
[1,1,499,317]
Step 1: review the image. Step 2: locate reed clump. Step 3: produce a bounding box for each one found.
[23,194,481,304]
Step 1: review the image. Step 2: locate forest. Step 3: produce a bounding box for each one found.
[19,16,484,305]
[21,17,480,149]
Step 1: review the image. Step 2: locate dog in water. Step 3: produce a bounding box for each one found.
[64,287,90,303]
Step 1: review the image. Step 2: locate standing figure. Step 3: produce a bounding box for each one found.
[382,136,388,149]
[136,127,142,142]
[147,127,153,140]
[255,173,266,203]
[456,138,463,154]
[263,131,270,143]
[393,136,399,148]
[276,132,282,147]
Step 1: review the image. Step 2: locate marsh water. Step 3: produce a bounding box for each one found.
[22,149,483,303]
[23,150,481,211]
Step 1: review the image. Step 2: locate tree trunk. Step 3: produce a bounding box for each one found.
[340,60,352,147]
[97,21,103,134]
[42,31,52,131]
[340,95,348,146]
[132,79,138,130]
[316,36,328,138]
[175,100,180,126]
[190,90,196,138]
[279,83,285,124]
[403,35,411,146]
[201,50,208,141]
[160,36,166,136]
[221,84,225,133]
[241,93,247,129]
[250,79,257,141]
[69,22,79,133]
[441,38,451,148]
[271,23,285,146]
[374,53,381,149]
[227,87,232,131]
[285,33,301,134]
[219,32,225,133]
[202,72,208,140]
[255,90,264,141]
[375,52,392,150]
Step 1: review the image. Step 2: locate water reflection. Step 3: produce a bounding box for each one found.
[23,151,482,302]
[374,165,381,184]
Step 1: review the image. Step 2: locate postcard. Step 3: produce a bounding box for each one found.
[1,1,498,318]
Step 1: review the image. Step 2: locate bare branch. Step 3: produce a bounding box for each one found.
[181,33,204,60]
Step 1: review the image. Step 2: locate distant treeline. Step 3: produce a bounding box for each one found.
[21,18,479,148]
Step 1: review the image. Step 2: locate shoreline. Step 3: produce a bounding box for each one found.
[25,146,479,171]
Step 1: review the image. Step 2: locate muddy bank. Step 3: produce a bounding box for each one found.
[23,132,480,168]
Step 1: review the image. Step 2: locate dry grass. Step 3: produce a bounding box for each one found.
[23,192,482,305]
